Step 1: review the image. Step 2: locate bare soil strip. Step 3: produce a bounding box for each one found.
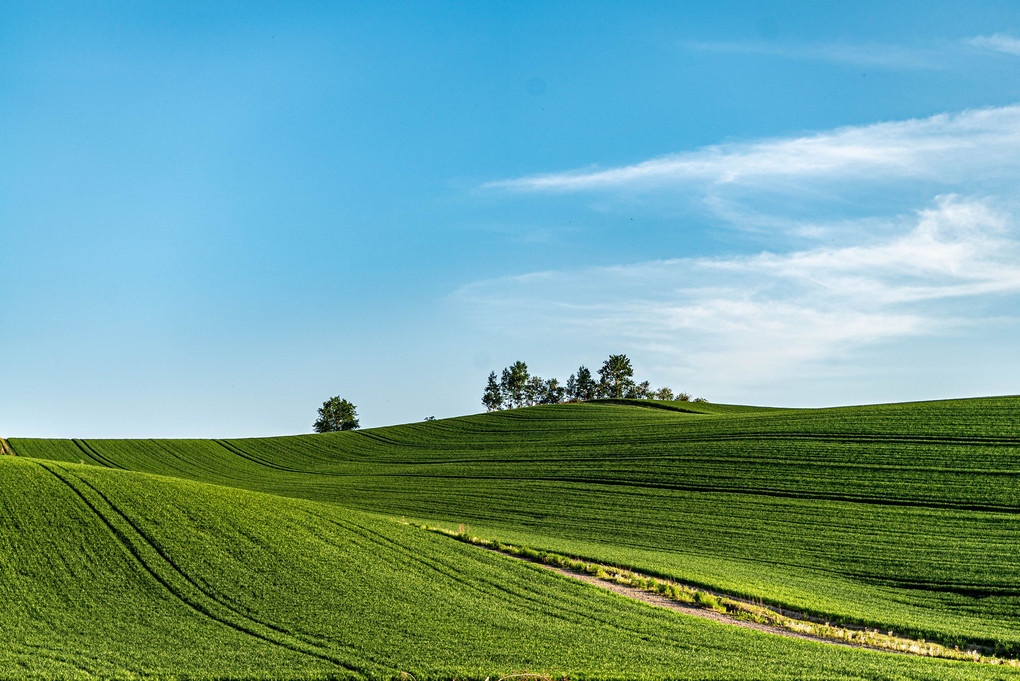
[0,439,13,456]
[537,559,890,651]
[422,525,1019,667]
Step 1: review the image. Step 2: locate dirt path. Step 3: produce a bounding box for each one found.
[422,527,1018,665]
[0,438,13,456]
[466,543,1008,665]
[486,547,879,650]
[537,560,887,651]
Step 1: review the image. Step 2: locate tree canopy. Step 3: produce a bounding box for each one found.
[598,354,635,398]
[482,371,503,412]
[501,361,530,409]
[314,396,360,432]
[567,366,598,401]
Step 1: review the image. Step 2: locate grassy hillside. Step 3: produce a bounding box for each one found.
[5,455,1009,680]
[7,396,1020,677]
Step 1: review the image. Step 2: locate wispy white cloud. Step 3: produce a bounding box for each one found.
[485,105,1020,194]
[680,40,945,69]
[718,197,1020,303]
[456,196,1020,389]
[968,34,1020,56]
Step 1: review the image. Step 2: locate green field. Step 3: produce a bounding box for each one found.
[5,397,1020,679]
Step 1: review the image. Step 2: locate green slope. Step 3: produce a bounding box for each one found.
[8,396,1020,675]
[5,455,1009,680]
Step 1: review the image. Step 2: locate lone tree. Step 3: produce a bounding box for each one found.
[598,354,635,398]
[314,396,360,432]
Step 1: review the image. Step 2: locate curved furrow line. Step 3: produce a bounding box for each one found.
[303,511,488,596]
[72,469,417,676]
[484,430,1020,449]
[304,510,618,631]
[66,468,401,674]
[371,473,1020,513]
[326,513,685,640]
[214,439,308,474]
[352,430,415,447]
[216,440,358,479]
[34,462,379,678]
[16,642,96,676]
[652,432,1020,447]
[391,451,1020,474]
[70,440,120,469]
[316,513,665,636]
[80,440,128,470]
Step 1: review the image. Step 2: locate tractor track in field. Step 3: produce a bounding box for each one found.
[387,472,1020,513]
[71,439,124,469]
[33,461,386,677]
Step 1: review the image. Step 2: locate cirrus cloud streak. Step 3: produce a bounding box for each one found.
[485,105,1020,195]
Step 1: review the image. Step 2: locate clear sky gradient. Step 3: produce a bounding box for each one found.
[3,1,1020,437]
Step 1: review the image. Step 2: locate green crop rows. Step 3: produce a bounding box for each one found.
[6,396,1020,678]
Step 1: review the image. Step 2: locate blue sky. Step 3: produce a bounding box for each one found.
[3,1,1020,437]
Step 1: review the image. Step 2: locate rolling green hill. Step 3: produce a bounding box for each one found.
[6,396,1020,678]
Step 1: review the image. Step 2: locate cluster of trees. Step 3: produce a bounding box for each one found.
[482,354,699,411]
